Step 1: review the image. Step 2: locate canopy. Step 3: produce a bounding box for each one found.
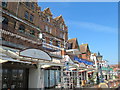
[74,56,93,65]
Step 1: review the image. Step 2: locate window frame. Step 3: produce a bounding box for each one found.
[2,16,8,25]
[30,14,34,22]
[31,3,35,10]
[2,2,7,8]
[29,30,35,36]
[45,25,49,32]
[24,11,29,20]
[19,25,25,33]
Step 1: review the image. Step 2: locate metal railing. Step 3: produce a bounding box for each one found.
[2,24,42,44]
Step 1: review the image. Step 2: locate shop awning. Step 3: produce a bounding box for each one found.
[74,56,93,65]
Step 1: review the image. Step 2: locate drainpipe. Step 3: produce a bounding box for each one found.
[16,0,20,16]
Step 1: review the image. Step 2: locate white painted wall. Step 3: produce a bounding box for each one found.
[90,54,97,69]
[29,65,44,89]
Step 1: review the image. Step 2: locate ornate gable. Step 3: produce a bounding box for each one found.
[43,8,52,16]
[54,15,64,23]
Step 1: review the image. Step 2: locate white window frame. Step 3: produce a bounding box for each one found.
[47,16,50,22]
[49,27,52,33]
[45,25,49,32]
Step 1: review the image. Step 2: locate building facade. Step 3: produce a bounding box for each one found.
[1,2,68,89]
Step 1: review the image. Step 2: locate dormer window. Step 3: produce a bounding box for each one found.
[47,16,50,22]
[60,23,62,29]
[60,23,64,30]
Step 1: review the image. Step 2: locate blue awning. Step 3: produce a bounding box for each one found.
[74,56,93,65]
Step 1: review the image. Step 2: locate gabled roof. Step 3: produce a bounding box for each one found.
[43,8,52,16]
[68,38,79,49]
[80,43,90,53]
[54,15,64,22]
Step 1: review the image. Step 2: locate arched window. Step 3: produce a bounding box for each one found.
[2,16,8,25]
[19,25,25,33]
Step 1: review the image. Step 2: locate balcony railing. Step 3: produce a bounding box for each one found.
[42,42,63,58]
[42,42,62,51]
[2,24,42,45]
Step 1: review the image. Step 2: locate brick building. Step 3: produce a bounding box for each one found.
[1,2,68,89]
[79,43,91,61]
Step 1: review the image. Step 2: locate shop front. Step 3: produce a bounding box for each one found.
[44,66,61,89]
[1,47,54,89]
[2,62,32,89]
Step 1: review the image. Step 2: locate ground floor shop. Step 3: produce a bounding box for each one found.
[44,67,61,89]
[2,61,35,89]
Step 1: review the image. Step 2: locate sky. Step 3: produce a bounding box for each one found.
[38,2,118,65]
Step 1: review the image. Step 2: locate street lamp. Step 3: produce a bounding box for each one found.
[108,65,111,79]
[96,52,103,83]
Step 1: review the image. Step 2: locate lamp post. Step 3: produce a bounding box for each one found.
[96,52,103,83]
[108,65,110,80]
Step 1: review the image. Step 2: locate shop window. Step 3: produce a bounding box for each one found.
[19,25,25,33]
[30,14,34,22]
[12,69,17,80]
[2,16,8,25]
[18,70,24,80]
[30,30,35,36]
[31,3,34,10]
[2,2,7,8]
[24,11,29,19]
[2,68,28,88]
